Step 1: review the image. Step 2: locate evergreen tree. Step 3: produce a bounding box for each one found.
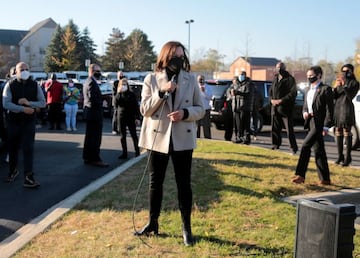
[102,28,126,71]
[124,29,156,71]
[44,25,64,72]
[78,27,98,70]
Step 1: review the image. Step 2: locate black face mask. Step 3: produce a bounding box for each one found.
[342,71,352,79]
[94,72,101,80]
[308,76,318,84]
[167,56,184,74]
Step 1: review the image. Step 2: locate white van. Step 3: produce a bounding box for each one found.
[30,72,47,84]
[63,71,88,84]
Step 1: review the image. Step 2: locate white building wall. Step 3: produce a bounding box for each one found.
[19,27,55,71]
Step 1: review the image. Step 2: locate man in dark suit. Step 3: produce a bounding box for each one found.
[82,64,109,167]
[269,62,298,154]
[292,66,334,185]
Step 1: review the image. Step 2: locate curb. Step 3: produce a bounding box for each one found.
[0,154,145,258]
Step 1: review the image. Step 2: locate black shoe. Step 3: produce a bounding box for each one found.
[23,174,40,188]
[4,169,19,182]
[134,221,159,236]
[271,145,279,150]
[342,157,352,167]
[182,227,194,246]
[335,154,344,165]
[118,153,128,159]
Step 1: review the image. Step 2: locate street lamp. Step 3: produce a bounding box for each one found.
[185,19,194,60]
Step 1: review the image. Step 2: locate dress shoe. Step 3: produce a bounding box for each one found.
[134,221,159,236]
[271,145,279,150]
[118,153,128,159]
[182,225,194,246]
[291,175,305,184]
[85,160,109,167]
[334,154,344,165]
[318,180,331,185]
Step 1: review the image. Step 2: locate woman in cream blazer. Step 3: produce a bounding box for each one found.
[136,41,205,246]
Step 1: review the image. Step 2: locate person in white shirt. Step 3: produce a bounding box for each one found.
[196,75,212,139]
[292,65,334,185]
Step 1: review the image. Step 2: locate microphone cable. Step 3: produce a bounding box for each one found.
[132,92,169,245]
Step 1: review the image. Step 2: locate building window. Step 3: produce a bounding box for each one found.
[25,46,30,53]
[39,47,45,55]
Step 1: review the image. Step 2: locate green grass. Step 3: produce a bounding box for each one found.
[13,140,360,257]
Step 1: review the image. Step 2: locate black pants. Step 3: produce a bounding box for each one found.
[234,110,251,141]
[271,111,297,151]
[119,117,139,154]
[147,148,193,219]
[47,103,63,128]
[83,119,103,162]
[295,118,330,181]
[7,119,36,175]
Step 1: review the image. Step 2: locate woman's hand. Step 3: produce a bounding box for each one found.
[167,110,184,122]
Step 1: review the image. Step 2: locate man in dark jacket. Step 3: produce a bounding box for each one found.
[82,64,109,167]
[229,71,254,144]
[292,66,334,185]
[269,62,298,154]
[3,62,46,188]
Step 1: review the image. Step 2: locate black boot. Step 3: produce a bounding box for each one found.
[181,210,194,246]
[335,135,344,165]
[134,217,159,236]
[134,189,161,236]
[343,136,352,166]
[133,138,140,157]
[118,138,128,159]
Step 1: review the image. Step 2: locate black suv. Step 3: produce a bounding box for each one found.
[207,79,304,133]
[207,79,233,130]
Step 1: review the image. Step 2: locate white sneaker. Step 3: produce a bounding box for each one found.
[66,128,72,131]
[73,128,77,131]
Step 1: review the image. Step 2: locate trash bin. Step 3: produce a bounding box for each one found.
[294,198,356,258]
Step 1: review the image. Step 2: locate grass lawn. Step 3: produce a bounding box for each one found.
[12,139,360,257]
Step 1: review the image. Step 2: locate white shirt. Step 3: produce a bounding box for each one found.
[199,84,212,110]
[306,82,320,114]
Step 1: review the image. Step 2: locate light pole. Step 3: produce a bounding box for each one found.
[185,19,194,60]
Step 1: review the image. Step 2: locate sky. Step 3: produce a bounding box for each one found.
[1,0,360,65]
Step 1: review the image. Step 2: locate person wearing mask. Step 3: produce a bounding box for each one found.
[292,66,334,185]
[136,41,205,246]
[82,64,109,168]
[251,82,264,140]
[45,73,64,130]
[2,62,46,187]
[269,62,298,154]
[196,75,212,139]
[63,79,80,131]
[333,64,359,166]
[230,71,254,144]
[112,71,126,134]
[114,77,141,159]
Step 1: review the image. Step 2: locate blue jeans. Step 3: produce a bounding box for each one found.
[64,103,78,129]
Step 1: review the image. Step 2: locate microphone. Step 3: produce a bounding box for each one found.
[164,74,177,100]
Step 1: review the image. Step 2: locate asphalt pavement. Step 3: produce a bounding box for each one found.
[0,117,135,242]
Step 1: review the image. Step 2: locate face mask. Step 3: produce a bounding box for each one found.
[19,70,30,80]
[68,83,74,87]
[308,76,318,84]
[93,72,101,80]
[239,75,245,81]
[121,85,128,92]
[342,71,352,79]
[167,56,184,73]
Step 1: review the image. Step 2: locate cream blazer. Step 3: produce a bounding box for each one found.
[138,70,205,154]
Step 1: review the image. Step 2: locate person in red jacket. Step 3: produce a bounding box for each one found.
[45,73,64,130]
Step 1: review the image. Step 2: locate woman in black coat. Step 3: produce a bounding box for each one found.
[333,64,359,166]
[114,78,141,159]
